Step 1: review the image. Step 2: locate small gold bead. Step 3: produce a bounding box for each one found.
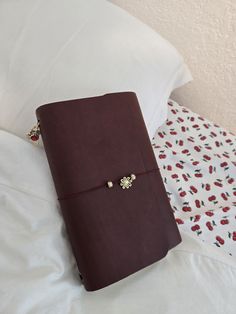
[130,174,136,181]
[107,181,113,188]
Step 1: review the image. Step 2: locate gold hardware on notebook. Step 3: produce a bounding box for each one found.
[58,170,158,200]
[107,181,114,188]
[119,174,136,189]
[27,122,41,142]
[106,173,136,189]
[130,174,136,181]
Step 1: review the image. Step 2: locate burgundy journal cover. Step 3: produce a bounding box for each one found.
[35,91,181,291]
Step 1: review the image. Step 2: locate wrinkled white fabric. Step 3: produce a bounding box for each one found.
[0,130,236,314]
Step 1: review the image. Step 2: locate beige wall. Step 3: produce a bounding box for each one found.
[110,0,236,134]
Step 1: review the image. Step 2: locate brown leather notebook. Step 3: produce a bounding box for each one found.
[35,91,181,291]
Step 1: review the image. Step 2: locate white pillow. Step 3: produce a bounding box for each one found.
[0,0,192,140]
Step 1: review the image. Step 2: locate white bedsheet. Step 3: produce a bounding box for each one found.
[0,130,236,314]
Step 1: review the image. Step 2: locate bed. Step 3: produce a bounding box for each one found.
[0,99,236,314]
[0,0,235,312]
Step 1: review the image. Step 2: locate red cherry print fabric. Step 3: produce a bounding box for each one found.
[152,100,236,256]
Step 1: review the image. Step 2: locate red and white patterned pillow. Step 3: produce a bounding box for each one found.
[152,100,236,256]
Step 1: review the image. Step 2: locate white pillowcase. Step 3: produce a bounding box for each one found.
[0,0,192,140]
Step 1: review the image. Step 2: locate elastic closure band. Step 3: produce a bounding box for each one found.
[58,168,159,201]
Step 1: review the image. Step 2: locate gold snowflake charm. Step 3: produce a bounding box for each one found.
[119,174,136,189]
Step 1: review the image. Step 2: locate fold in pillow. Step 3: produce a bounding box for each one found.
[0,0,192,141]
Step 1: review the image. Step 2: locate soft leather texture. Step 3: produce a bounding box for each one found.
[36,92,181,291]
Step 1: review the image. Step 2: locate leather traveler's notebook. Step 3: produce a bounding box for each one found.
[35,91,181,291]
